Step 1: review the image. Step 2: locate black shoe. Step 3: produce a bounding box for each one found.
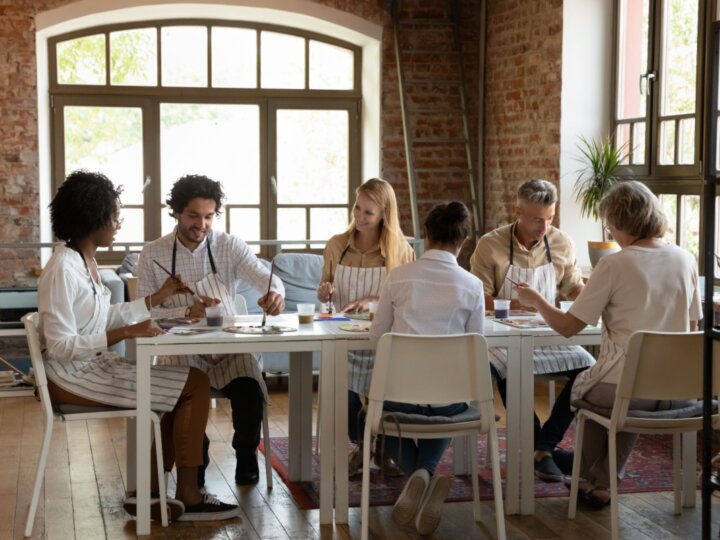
[176,493,239,521]
[198,433,210,488]
[235,452,260,485]
[534,455,564,482]
[552,448,574,475]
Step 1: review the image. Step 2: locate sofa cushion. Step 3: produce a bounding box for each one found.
[236,253,322,314]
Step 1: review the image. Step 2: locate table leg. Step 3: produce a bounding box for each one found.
[135,347,152,535]
[519,337,536,515]
[319,341,336,525]
[288,351,313,481]
[333,340,349,524]
[504,338,522,515]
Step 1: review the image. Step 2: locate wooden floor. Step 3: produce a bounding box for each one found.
[3,378,720,539]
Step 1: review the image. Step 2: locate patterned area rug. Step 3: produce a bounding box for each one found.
[259,428,685,510]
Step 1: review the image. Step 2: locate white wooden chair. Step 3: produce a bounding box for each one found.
[568,330,720,540]
[360,333,506,540]
[22,312,170,536]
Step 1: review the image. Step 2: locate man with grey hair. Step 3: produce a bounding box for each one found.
[470,178,595,482]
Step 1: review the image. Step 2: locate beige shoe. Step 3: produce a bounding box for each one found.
[392,468,429,526]
[415,474,451,536]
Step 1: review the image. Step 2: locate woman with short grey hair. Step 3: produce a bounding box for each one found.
[516,180,701,508]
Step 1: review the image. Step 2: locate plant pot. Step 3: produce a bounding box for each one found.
[588,240,620,268]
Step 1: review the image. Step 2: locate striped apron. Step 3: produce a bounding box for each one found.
[154,235,267,399]
[334,245,386,397]
[570,328,624,404]
[490,225,595,378]
[44,267,189,413]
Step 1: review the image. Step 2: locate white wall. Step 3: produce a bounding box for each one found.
[559,0,613,267]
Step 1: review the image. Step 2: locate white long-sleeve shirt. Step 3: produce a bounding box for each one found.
[369,249,485,348]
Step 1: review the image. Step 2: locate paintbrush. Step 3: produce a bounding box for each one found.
[261,259,275,328]
[327,258,334,314]
[505,276,521,287]
[152,259,204,304]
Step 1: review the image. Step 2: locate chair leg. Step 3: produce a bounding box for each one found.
[263,401,273,489]
[25,413,53,537]
[314,377,321,455]
[469,434,481,521]
[672,432,681,515]
[360,425,374,540]
[487,425,506,540]
[609,430,619,540]
[568,415,585,519]
[151,413,169,526]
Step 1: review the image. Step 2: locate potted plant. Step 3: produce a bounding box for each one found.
[573,135,630,266]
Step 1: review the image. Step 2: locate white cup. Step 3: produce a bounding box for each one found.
[493,299,511,319]
[297,303,315,324]
[368,301,379,321]
[560,300,574,312]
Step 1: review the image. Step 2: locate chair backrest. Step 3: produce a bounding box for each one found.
[367,333,493,430]
[22,313,51,410]
[617,331,719,404]
[234,294,248,315]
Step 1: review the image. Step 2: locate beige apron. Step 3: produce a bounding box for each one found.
[570,328,625,404]
[334,244,386,396]
[155,236,267,398]
[490,225,595,378]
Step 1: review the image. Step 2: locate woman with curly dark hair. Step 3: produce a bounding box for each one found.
[39,170,239,522]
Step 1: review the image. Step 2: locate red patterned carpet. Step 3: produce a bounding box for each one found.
[259,428,687,510]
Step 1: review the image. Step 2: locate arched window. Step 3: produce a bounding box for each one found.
[49,20,362,260]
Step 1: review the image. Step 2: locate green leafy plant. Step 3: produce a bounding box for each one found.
[573,135,631,241]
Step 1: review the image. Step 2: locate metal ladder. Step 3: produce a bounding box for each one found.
[390,0,481,241]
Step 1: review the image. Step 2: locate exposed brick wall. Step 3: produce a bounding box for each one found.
[483,0,563,231]
[0,0,507,285]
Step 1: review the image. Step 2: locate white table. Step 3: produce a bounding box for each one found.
[126,315,338,536]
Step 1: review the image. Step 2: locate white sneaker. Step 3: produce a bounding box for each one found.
[392,468,430,526]
[415,474,451,536]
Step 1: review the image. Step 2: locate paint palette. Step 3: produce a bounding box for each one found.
[223,325,297,335]
[338,323,370,333]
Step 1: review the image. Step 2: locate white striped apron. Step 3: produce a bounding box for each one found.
[570,328,624,405]
[334,247,386,397]
[44,273,189,413]
[153,236,267,398]
[490,225,595,378]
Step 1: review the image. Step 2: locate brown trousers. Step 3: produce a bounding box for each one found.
[48,367,210,468]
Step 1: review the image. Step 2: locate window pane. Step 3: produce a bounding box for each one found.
[160,104,260,206]
[276,109,349,204]
[660,194,677,244]
[310,208,348,248]
[616,123,630,165]
[110,28,157,86]
[114,208,143,245]
[678,118,694,165]
[211,27,257,88]
[277,208,306,249]
[632,122,645,164]
[261,32,305,89]
[57,34,106,85]
[161,27,207,87]
[660,0,698,116]
[659,120,675,165]
[228,208,260,251]
[615,0,649,120]
[680,195,699,262]
[63,106,144,205]
[309,40,353,90]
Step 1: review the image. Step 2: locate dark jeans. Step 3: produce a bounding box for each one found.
[491,364,585,453]
[199,376,264,486]
[348,390,365,443]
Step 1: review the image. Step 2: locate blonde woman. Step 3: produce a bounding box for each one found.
[317,178,414,474]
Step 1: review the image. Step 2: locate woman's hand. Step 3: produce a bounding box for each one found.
[515,283,543,310]
[258,291,285,316]
[126,319,165,338]
[342,295,378,314]
[317,281,334,302]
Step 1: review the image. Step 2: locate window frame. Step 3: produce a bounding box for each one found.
[48,19,362,263]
